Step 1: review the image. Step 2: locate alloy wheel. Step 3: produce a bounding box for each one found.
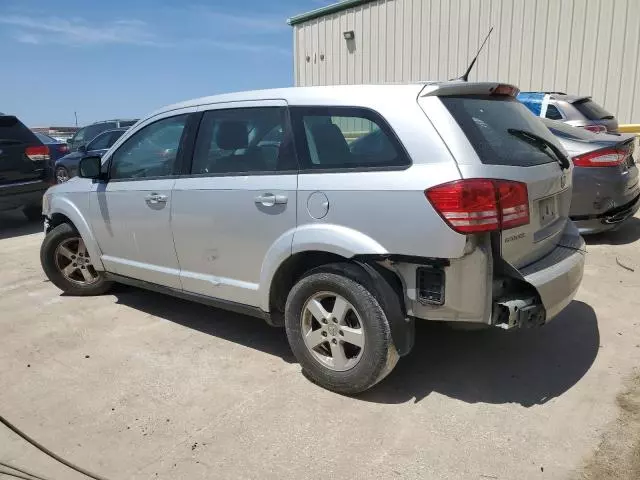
[301,291,365,371]
[54,237,100,285]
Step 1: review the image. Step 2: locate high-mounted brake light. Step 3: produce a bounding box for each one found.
[580,124,607,133]
[492,84,519,97]
[573,147,626,167]
[426,179,529,234]
[25,145,50,162]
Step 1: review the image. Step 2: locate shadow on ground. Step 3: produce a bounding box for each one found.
[0,211,42,240]
[585,216,640,245]
[114,286,599,407]
[358,300,599,406]
[113,287,295,363]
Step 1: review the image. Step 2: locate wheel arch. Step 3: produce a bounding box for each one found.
[47,197,104,270]
[266,251,414,356]
[259,224,388,315]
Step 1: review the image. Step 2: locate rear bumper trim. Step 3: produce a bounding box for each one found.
[518,224,586,321]
[571,193,640,221]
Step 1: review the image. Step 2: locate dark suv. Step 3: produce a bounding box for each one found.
[0,114,51,220]
[67,119,138,152]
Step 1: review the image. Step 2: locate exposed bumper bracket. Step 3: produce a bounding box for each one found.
[493,296,546,330]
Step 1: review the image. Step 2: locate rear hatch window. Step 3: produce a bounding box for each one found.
[440,96,565,167]
[0,115,39,145]
[572,99,614,120]
[435,94,572,269]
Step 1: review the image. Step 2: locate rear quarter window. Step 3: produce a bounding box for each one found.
[545,104,564,120]
[440,95,564,167]
[290,106,410,171]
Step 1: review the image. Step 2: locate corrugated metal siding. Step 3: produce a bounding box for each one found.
[293,0,640,123]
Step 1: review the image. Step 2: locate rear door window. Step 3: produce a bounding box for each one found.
[190,107,296,175]
[290,106,409,170]
[573,99,614,120]
[544,104,564,120]
[440,95,564,167]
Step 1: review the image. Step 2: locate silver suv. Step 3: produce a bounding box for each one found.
[40,82,585,394]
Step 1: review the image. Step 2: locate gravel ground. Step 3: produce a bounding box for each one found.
[1,210,639,480]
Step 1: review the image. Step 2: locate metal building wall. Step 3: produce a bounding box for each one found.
[293,0,640,123]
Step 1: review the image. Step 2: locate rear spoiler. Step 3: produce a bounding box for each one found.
[569,96,592,104]
[0,115,19,127]
[420,82,520,98]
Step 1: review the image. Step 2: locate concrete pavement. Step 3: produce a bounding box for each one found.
[1,210,639,479]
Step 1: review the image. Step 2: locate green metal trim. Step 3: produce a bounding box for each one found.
[287,0,376,26]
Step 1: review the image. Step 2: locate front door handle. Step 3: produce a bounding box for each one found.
[145,193,168,204]
[254,193,288,207]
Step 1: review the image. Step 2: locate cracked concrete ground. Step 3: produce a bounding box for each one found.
[1,210,639,480]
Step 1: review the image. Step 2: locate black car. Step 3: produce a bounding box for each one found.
[55,128,128,183]
[0,115,51,220]
[66,119,137,152]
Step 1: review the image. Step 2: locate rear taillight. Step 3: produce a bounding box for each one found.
[426,179,529,234]
[25,145,50,161]
[573,147,626,167]
[58,144,69,154]
[581,124,607,133]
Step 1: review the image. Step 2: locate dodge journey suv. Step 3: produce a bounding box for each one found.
[40,82,585,394]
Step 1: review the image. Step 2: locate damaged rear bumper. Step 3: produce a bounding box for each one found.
[515,223,585,321]
[571,193,640,235]
[394,223,585,329]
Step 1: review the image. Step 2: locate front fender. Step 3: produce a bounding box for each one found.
[49,195,104,270]
[258,224,388,311]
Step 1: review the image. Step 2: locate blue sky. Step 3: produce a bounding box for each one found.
[0,0,332,126]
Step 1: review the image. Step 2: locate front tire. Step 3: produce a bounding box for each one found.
[285,265,398,394]
[40,223,112,296]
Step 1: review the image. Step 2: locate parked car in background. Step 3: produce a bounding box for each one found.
[1,115,51,219]
[518,92,618,133]
[33,132,69,162]
[67,119,138,152]
[40,82,585,393]
[54,128,127,183]
[543,118,639,234]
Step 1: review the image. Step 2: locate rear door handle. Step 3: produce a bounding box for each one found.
[254,193,288,207]
[145,193,168,204]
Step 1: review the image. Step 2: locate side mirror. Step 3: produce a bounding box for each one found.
[78,156,102,179]
[77,144,87,153]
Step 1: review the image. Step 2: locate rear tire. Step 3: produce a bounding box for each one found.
[285,264,398,394]
[40,223,112,296]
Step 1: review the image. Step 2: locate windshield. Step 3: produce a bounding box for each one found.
[573,99,614,120]
[440,95,564,167]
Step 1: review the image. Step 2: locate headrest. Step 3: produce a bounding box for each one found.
[216,121,248,150]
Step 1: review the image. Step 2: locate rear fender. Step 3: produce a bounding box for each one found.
[258,224,388,311]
